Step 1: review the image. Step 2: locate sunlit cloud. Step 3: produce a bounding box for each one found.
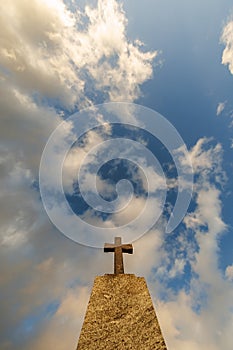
[221,20,233,75]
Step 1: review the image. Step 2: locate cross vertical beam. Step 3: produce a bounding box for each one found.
[114,237,124,274]
[104,237,133,275]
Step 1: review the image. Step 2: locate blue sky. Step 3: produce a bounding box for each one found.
[1,0,233,349]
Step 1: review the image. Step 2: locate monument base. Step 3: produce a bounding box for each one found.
[77,274,167,349]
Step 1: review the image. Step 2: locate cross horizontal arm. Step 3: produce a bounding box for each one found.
[104,243,133,254]
[122,244,133,254]
[104,244,115,252]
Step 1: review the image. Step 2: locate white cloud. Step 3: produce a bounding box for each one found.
[216,101,226,116]
[157,290,232,350]
[164,138,233,350]
[126,225,167,277]
[0,0,82,107]
[1,1,232,350]
[0,1,158,348]
[24,286,90,350]
[225,265,233,281]
[168,258,185,278]
[59,130,105,193]
[0,85,62,177]
[0,0,157,108]
[84,1,157,101]
[221,20,233,75]
[1,137,231,350]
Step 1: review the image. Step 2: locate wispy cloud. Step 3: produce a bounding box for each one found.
[216,101,226,116]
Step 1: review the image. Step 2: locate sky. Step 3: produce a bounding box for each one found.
[1,0,233,349]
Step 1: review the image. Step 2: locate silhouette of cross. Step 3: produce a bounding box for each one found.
[104,237,133,274]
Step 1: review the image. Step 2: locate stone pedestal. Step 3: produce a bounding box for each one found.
[77,274,167,349]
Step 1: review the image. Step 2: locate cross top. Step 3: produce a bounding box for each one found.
[104,237,133,274]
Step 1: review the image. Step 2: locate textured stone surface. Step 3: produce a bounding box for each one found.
[77,274,167,349]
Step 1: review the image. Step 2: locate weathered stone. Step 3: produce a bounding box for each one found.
[77,274,167,350]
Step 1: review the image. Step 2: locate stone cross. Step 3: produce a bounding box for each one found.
[104,237,133,274]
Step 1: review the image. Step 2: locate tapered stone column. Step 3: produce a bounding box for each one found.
[77,274,167,350]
